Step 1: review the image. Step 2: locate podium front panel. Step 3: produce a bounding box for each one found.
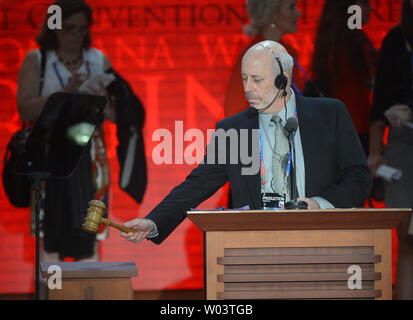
[205,229,391,300]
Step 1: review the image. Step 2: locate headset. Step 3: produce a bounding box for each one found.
[250,43,289,114]
[259,43,288,97]
[252,43,289,119]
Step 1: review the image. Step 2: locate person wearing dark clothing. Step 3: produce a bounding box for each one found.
[304,0,377,154]
[17,0,146,261]
[368,0,413,300]
[120,41,372,247]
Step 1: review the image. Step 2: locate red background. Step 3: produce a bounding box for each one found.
[0,0,402,293]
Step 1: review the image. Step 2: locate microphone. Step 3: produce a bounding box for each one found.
[284,117,298,139]
[284,117,298,200]
[254,93,278,113]
[283,117,306,209]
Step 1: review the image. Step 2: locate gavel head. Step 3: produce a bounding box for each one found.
[82,200,107,234]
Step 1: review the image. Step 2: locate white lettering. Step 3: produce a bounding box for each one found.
[47,265,62,290]
[347,5,362,30]
[347,264,362,289]
[47,5,62,30]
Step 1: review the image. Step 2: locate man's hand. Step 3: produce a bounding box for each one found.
[384,104,412,127]
[120,218,154,244]
[297,197,320,210]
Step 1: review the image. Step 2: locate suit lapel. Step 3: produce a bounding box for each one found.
[295,95,322,196]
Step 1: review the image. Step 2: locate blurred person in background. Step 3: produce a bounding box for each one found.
[368,0,413,300]
[17,0,115,264]
[304,0,377,155]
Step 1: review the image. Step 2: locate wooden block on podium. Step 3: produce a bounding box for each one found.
[40,261,137,300]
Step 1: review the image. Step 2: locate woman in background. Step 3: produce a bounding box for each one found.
[305,0,377,154]
[368,0,413,300]
[17,0,115,262]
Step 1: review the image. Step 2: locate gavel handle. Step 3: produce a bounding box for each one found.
[101,218,136,233]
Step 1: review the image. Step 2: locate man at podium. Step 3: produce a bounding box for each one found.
[120,41,372,245]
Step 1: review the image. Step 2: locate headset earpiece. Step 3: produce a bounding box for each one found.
[275,74,288,91]
[273,56,288,93]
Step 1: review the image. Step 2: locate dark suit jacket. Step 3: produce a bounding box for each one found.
[146,95,372,244]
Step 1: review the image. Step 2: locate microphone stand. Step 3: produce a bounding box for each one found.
[289,133,297,201]
[13,92,107,300]
[284,131,307,209]
[28,172,51,300]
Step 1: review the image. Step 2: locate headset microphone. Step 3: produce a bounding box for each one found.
[284,117,298,139]
[251,87,281,113]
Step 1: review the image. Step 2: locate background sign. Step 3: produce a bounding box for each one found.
[0,0,401,293]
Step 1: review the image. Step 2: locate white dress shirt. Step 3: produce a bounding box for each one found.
[258,89,334,209]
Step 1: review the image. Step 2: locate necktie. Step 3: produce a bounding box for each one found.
[271,115,290,201]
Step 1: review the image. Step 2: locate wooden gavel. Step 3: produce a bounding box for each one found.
[82,200,137,234]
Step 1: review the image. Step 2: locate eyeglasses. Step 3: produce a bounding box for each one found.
[61,23,89,35]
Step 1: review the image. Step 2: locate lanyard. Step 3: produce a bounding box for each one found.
[291,57,305,97]
[259,108,297,189]
[293,56,312,83]
[53,62,65,88]
[52,59,91,89]
[291,56,310,97]
[292,56,325,97]
[291,81,302,96]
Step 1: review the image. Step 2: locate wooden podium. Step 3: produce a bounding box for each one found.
[188,208,411,300]
[40,261,137,300]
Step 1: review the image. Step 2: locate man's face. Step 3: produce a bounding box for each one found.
[241,51,277,109]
